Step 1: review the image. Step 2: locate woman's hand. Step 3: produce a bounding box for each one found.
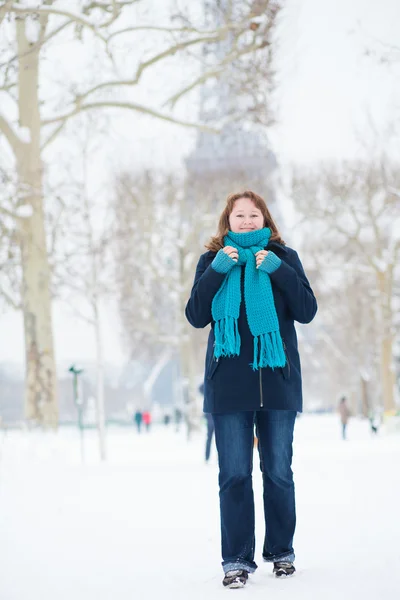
[222,246,239,261]
[255,250,269,268]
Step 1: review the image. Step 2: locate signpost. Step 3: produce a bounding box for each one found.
[68,364,85,462]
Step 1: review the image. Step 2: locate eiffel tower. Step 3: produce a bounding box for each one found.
[185,0,278,216]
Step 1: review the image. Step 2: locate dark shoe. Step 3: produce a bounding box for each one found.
[273,561,296,577]
[222,569,249,588]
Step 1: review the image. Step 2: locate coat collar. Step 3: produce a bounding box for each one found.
[267,241,288,253]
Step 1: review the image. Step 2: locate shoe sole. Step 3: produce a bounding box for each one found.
[274,572,295,578]
[225,581,246,589]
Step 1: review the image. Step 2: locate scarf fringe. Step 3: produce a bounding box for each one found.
[214,316,241,359]
[252,331,286,370]
[214,319,286,371]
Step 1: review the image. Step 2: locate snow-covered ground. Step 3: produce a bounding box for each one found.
[0,414,399,600]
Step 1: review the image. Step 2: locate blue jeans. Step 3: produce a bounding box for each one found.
[213,410,297,573]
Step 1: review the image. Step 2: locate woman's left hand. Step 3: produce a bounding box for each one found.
[255,250,268,268]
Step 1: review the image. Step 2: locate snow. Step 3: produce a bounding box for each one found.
[0,414,399,600]
[24,17,40,44]
[15,126,31,144]
[14,203,33,218]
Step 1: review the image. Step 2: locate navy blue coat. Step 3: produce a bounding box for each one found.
[185,242,317,413]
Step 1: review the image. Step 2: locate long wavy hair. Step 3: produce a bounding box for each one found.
[205,190,285,252]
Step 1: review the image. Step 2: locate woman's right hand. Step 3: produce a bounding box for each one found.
[222,246,239,261]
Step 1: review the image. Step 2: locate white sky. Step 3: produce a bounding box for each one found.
[271,0,400,164]
[1,0,399,367]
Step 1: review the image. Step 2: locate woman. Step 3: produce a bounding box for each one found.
[185,190,317,589]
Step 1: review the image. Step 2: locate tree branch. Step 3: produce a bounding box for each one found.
[42,101,218,133]
[8,3,108,43]
[164,68,224,109]
[0,205,19,220]
[0,20,77,73]
[0,286,21,310]
[40,17,71,46]
[41,121,68,151]
[0,114,23,154]
[0,1,14,24]
[76,33,226,104]
[6,0,140,34]
[365,188,382,254]
[164,37,272,108]
[76,27,270,114]
[106,12,260,42]
[108,24,205,41]
[393,240,400,266]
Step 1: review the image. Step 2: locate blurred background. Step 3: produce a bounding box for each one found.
[1,0,399,440]
[1,2,400,599]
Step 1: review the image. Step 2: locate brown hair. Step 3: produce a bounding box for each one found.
[205,190,285,252]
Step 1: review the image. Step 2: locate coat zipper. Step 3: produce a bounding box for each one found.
[259,367,263,407]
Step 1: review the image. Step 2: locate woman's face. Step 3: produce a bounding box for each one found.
[228,197,264,233]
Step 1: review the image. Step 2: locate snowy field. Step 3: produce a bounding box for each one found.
[0,414,399,600]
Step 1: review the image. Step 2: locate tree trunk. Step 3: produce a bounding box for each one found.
[360,374,370,418]
[380,334,396,413]
[16,18,57,426]
[376,270,395,413]
[93,307,107,461]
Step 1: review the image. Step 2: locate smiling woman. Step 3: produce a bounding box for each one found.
[185,189,317,588]
[229,197,264,232]
[205,190,285,253]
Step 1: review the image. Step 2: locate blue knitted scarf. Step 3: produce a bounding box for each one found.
[212,227,286,370]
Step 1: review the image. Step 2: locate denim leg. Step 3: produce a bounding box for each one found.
[256,410,297,563]
[213,412,258,573]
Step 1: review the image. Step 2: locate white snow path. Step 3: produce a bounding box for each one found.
[0,415,399,600]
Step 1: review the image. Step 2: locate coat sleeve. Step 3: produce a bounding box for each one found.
[185,254,226,328]
[269,249,317,324]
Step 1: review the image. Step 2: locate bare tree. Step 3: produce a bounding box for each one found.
[293,159,400,413]
[113,170,206,435]
[0,165,22,312]
[114,167,244,435]
[113,151,279,435]
[0,0,280,425]
[49,115,114,459]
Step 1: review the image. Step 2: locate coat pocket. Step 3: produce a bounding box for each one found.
[206,353,220,380]
[281,340,291,380]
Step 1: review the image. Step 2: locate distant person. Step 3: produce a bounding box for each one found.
[199,383,215,462]
[338,396,350,440]
[185,190,317,588]
[163,413,171,426]
[142,410,152,432]
[134,410,143,434]
[174,407,183,432]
